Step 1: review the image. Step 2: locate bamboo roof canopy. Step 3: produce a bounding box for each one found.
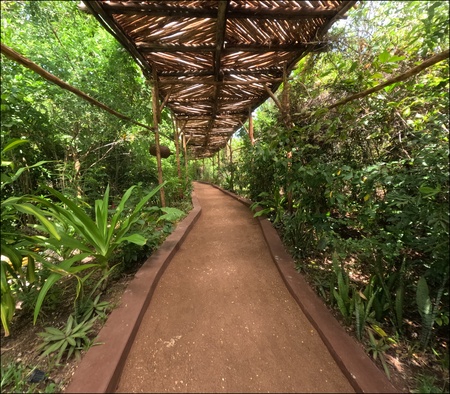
[82,1,357,158]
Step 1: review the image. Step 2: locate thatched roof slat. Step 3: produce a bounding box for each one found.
[83,0,356,157]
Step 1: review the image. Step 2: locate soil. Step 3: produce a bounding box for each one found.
[0,266,141,393]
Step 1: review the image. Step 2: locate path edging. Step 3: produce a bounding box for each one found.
[208,182,399,394]
[65,192,202,393]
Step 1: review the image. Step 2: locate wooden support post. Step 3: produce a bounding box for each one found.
[248,107,255,145]
[152,69,166,207]
[173,117,182,181]
[228,137,234,191]
[183,132,189,184]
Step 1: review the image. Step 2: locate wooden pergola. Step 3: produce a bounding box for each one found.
[82,0,356,159]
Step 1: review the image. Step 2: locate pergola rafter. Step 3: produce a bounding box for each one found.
[83,0,357,158]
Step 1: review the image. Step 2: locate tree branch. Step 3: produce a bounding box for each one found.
[328,49,449,110]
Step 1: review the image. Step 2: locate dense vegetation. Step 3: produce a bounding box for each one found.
[1,0,448,392]
[1,2,192,391]
[202,2,449,391]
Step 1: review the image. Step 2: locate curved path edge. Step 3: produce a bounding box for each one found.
[205,182,399,394]
[65,191,202,393]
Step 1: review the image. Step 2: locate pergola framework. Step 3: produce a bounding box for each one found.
[83,0,357,158]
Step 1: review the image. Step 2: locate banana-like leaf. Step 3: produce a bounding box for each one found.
[38,188,108,255]
[108,185,137,239]
[95,185,110,240]
[32,231,93,255]
[34,253,91,324]
[12,203,61,240]
[26,255,37,284]
[1,243,22,271]
[112,183,165,241]
[0,261,15,337]
[1,139,29,154]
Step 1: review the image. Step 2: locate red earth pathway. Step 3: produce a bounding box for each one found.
[116,182,354,393]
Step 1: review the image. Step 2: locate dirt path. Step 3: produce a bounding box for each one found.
[116,183,354,393]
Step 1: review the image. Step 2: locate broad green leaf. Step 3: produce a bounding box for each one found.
[378,51,391,63]
[38,188,107,255]
[96,185,110,240]
[416,276,432,318]
[34,253,91,324]
[12,203,61,240]
[1,139,29,154]
[117,233,146,245]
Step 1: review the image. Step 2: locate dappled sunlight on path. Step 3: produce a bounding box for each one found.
[116,183,354,393]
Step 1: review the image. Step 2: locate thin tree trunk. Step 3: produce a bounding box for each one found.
[151,73,166,207]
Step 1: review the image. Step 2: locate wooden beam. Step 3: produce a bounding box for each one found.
[137,43,215,53]
[137,42,327,53]
[327,48,450,110]
[182,131,189,184]
[248,108,254,145]
[159,68,282,77]
[173,117,182,181]
[159,78,283,85]
[264,84,284,113]
[101,2,346,20]
[205,0,228,148]
[102,3,217,18]
[0,43,158,134]
[159,88,173,112]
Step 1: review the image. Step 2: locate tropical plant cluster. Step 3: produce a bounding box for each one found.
[203,2,449,391]
[1,2,192,391]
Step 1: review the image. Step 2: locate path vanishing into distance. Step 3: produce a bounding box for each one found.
[115,182,354,393]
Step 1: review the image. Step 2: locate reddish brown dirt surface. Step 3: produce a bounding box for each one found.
[116,183,354,393]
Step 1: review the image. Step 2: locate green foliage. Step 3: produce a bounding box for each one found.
[37,314,96,365]
[416,274,449,349]
[250,191,286,225]
[225,3,449,389]
[28,182,165,323]
[331,254,354,324]
[0,362,58,394]
[366,325,394,380]
[158,207,185,223]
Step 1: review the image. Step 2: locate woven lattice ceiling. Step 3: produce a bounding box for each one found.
[83,0,357,158]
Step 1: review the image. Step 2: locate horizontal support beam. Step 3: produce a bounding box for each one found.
[137,42,327,53]
[102,3,346,20]
[159,68,282,77]
[160,78,283,85]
